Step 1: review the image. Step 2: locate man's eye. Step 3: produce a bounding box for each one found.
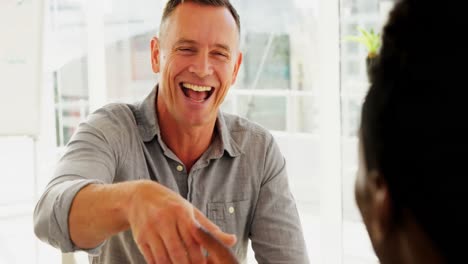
[178,48,195,52]
[213,52,228,58]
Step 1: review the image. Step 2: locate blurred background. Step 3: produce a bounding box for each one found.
[0,0,395,263]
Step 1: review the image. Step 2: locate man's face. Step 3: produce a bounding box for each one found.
[151,2,242,128]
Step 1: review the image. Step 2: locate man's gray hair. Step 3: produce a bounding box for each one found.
[160,0,241,35]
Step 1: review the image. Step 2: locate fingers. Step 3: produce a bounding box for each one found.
[159,225,191,264]
[138,243,155,264]
[154,205,233,264]
[136,234,171,264]
[148,235,171,264]
[191,225,239,264]
[177,218,206,264]
[194,209,237,246]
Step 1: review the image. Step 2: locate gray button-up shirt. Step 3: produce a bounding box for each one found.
[34,88,309,264]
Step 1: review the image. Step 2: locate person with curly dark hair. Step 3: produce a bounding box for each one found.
[356,0,467,263]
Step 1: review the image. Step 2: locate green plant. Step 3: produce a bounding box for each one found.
[345,27,381,58]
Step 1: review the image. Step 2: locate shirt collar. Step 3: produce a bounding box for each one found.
[133,86,159,142]
[215,111,242,158]
[134,86,242,158]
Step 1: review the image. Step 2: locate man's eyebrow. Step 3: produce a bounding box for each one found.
[174,38,231,53]
[214,43,231,53]
[174,38,198,46]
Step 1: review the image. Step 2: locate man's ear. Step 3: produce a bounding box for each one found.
[151,37,161,73]
[367,170,393,244]
[230,52,243,85]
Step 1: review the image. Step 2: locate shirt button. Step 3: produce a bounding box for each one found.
[176,165,183,172]
[228,206,235,214]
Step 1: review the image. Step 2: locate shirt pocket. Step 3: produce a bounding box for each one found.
[207,199,252,237]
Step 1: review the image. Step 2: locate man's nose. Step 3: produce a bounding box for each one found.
[188,52,214,78]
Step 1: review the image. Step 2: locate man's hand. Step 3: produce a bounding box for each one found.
[127,180,236,264]
[191,224,239,264]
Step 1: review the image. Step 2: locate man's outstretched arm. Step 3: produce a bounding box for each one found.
[35,179,236,264]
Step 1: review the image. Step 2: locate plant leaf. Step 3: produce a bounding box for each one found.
[344,26,382,55]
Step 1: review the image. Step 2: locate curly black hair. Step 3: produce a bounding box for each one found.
[361,0,467,262]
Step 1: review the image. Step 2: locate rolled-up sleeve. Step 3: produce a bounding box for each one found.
[250,138,309,264]
[33,177,104,254]
[33,110,122,255]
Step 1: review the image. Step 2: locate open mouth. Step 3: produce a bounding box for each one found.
[180,82,215,103]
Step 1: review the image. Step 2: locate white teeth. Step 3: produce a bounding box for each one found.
[182,83,212,92]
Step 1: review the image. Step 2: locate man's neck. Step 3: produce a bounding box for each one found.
[156,97,216,172]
